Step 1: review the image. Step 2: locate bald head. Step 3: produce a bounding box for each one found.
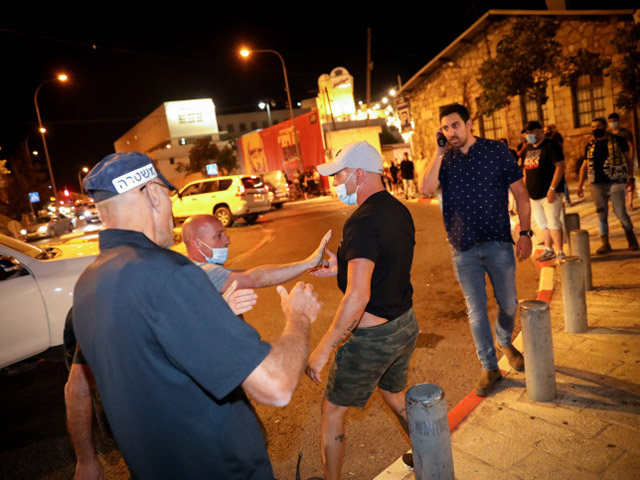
[182,215,230,262]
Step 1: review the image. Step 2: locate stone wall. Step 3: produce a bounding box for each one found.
[406,14,634,179]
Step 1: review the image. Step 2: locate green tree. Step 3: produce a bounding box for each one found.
[610,22,640,111]
[477,17,561,122]
[180,137,238,175]
[558,48,611,88]
[0,145,49,217]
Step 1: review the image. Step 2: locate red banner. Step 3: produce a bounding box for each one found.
[237,110,327,186]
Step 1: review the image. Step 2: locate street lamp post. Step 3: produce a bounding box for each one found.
[78,167,89,198]
[240,49,303,171]
[34,74,68,204]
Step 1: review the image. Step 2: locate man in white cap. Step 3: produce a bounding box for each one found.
[308,141,418,480]
[70,152,321,479]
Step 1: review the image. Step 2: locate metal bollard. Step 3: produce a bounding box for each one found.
[406,384,455,480]
[520,300,556,402]
[571,229,593,290]
[559,256,588,333]
[564,213,580,255]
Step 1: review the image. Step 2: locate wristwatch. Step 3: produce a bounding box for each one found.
[519,230,534,237]
[549,186,556,191]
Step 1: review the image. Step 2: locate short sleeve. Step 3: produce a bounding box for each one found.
[499,143,523,185]
[200,263,232,291]
[551,141,565,164]
[342,217,379,263]
[152,264,271,400]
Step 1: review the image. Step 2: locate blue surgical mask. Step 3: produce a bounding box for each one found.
[197,239,228,265]
[335,172,358,206]
[526,134,537,144]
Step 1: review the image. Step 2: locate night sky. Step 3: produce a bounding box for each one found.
[0,2,623,191]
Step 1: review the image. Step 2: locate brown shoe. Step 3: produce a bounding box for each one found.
[474,369,502,396]
[624,229,639,251]
[596,235,612,255]
[497,344,525,372]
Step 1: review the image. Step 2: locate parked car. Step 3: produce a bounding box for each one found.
[23,214,74,241]
[171,175,271,227]
[0,233,98,368]
[77,203,101,223]
[261,170,289,209]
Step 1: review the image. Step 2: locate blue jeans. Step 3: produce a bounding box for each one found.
[450,241,518,370]
[590,183,634,236]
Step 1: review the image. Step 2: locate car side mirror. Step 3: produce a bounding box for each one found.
[0,256,29,281]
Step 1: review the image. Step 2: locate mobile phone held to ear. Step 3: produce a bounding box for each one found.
[437,133,447,147]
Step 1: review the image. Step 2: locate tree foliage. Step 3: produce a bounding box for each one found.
[0,146,50,217]
[610,22,640,111]
[477,17,561,121]
[558,48,611,87]
[180,137,238,175]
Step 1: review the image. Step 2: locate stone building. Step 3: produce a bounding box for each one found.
[398,9,637,178]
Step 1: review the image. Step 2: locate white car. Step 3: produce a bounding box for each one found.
[0,234,98,369]
[171,175,271,227]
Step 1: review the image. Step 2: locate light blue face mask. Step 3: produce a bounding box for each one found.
[526,133,537,144]
[335,172,359,206]
[197,239,228,265]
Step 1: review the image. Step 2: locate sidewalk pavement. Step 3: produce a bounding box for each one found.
[378,195,640,479]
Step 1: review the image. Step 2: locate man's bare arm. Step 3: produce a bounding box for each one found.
[222,230,332,290]
[242,282,320,407]
[65,364,104,480]
[547,161,565,203]
[306,258,374,384]
[510,179,533,261]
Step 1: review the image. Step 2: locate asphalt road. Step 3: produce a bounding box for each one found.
[0,196,539,479]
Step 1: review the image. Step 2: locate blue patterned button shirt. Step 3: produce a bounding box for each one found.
[438,137,523,251]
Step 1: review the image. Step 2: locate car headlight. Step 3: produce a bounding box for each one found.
[38,225,49,233]
[20,229,27,235]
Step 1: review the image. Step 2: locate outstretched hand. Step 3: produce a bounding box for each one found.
[222,280,258,315]
[309,247,338,277]
[277,281,321,323]
[307,230,332,268]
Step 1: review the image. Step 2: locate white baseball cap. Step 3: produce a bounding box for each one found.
[316,141,384,176]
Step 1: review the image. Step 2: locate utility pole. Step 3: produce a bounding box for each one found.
[366,28,372,127]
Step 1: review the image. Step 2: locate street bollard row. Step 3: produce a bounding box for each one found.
[404,214,595,475]
[406,384,455,480]
[521,300,557,402]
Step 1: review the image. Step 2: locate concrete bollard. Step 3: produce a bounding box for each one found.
[559,256,588,333]
[571,229,593,290]
[565,213,580,255]
[520,300,556,402]
[406,384,455,480]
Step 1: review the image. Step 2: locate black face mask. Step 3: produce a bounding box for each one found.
[593,128,606,139]
[545,132,552,138]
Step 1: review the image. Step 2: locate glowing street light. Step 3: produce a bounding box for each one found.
[240,47,302,170]
[34,73,69,203]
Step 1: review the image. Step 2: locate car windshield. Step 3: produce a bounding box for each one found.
[35,216,53,224]
[242,177,264,189]
[0,233,45,258]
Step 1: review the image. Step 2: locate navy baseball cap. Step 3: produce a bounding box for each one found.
[84,152,176,202]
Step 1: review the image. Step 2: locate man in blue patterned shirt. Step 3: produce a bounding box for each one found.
[417,103,533,396]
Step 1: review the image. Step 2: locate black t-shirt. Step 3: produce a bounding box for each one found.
[400,159,415,180]
[523,138,565,200]
[337,190,415,320]
[585,134,630,184]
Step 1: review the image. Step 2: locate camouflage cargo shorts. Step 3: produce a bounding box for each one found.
[326,307,419,408]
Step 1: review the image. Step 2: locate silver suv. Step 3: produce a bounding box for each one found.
[171,175,270,227]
